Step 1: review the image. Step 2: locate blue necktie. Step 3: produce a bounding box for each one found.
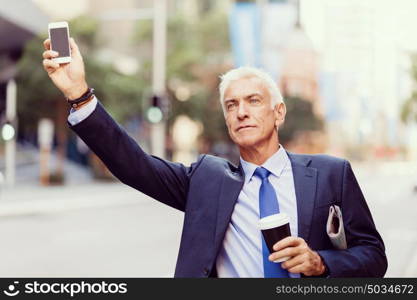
[254,167,289,278]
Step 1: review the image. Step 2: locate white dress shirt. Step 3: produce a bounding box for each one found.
[216,146,300,278]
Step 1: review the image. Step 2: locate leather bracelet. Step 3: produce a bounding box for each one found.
[67,87,95,109]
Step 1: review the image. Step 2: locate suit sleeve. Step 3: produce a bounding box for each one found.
[69,101,200,212]
[317,160,388,277]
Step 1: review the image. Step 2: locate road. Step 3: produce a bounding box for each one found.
[0,161,416,277]
[353,161,417,277]
[0,183,183,277]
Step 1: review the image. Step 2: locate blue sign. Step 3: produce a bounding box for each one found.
[229,2,262,67]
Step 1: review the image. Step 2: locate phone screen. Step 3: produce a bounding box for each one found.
[50,27,70,57]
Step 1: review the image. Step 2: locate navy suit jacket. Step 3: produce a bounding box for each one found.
[70,102,387,278]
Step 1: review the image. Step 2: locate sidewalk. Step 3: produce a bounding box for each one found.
[0,143,94,187]
[0,182,141,217]
[0,144,111,216]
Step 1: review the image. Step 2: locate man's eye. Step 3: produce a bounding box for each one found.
[227,102,236,110]
[250,98,260,103]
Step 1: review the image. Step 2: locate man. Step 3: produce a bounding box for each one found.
[42,38,387,278]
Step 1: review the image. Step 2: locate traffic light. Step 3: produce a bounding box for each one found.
[1,122,15,141]
[146,95,164,123]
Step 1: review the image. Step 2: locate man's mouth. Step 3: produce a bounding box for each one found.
[237,125,256,132]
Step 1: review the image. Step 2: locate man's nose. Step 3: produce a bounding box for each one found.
[237,102,249,119]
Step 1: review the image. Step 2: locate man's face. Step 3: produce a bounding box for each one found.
[223,76,285,149]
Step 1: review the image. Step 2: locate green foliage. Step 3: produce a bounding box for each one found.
[133,11,231,145]
[279,96,324,145]
[401,97,417,122]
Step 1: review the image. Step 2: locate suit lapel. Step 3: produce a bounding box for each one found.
[287,153,318,242]
[211,153,317,256]
[214,165,244,252]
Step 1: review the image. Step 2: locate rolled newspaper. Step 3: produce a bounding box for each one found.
[326,205,347,250]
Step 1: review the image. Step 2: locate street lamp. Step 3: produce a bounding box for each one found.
[150,0,167,159]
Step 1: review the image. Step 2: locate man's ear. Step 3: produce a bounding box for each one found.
[274,102,286,129]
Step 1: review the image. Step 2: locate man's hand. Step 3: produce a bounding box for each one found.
[269,237,326,276]
[42,38,88,100]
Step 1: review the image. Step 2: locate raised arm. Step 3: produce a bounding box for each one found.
[42,38,197,211]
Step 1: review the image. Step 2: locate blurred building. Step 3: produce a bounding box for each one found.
[280,7,321,116]
[301,0,417,159]
[278,1,324,154]
[0,0,48,122]
[230,0,321,114]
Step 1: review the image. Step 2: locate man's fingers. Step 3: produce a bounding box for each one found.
[287,263,306,275]
[273,237,302,251]
[43,59,60,73]
[42,50,59,59]
[43,38,51,50]
[281,253,307,270]
[269,246,299,262]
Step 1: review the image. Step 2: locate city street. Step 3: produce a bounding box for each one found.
[0,160,416,277]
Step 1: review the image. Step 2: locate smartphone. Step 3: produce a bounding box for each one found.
[48,21,71,64]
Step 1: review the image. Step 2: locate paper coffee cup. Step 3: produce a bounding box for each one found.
[259,213,291,263]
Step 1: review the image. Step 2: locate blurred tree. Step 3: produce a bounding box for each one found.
[134,11,232,152]
[279,96,324,146]
[401,54,417,123]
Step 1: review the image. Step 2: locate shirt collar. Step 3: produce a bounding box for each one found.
[240,145,289,185]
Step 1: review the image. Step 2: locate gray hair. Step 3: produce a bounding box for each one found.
[219,66,283,112]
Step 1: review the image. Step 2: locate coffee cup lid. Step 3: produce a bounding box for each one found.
[258,213,290,230]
